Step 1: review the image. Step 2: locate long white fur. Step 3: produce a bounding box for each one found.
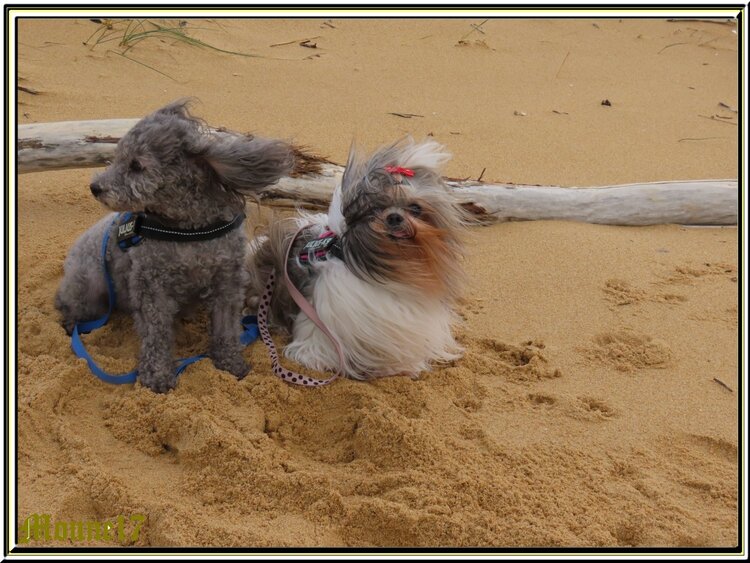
[396,138,452,172]
[274,138,462,379]
[326,184,346,235]
[284,217,462,379]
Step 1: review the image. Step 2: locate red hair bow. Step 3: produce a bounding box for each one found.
[385,165,415,177]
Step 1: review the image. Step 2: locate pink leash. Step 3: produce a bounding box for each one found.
[256,225,345,387]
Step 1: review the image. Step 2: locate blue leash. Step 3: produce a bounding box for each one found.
[70,213,259,385]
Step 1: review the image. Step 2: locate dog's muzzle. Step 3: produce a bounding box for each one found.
[386,212,415,239]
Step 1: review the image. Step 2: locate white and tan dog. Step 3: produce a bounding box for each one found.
[247,137,467,380]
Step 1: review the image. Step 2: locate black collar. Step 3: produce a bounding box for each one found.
[116,211,245,250]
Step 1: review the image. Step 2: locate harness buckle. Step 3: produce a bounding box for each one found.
[298,231,342,264]
[116,212,143,251]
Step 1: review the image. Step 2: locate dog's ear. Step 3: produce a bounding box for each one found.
[199,133,295,194]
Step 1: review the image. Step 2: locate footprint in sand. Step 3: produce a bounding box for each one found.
[466,337,562,383]
[603,278,687,308]
[653,292,688,304]
[526,392,557,407]
[688,305,738,326]
[603,279,647,306]
[579,329,671,372]
[457,297,486,320]
[524,392,617,422]
[604,263,736,313]
[568,396,617,421]
[660,262,737,286]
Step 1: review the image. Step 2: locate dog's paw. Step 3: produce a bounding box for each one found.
[57,309,77,336]
[138,371,178,394]
[213,355,251,380]
[233,364,251,381]
[61,319,75,337]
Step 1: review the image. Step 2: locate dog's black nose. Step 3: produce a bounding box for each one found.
[386,213,403,227]
[90,182,102,196]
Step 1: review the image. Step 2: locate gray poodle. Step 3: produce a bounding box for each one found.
[55,99,293,392]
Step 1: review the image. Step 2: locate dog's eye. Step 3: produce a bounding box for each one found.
[407,203,423,217]
[130,159,144,173]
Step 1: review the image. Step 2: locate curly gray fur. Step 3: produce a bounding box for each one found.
[55,99,294,392]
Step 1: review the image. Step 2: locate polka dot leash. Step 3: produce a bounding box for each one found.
[257,268,339,387]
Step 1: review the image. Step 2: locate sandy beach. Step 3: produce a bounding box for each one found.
[16,17,739,548]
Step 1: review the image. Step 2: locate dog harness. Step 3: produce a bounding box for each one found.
[70,212,259,385]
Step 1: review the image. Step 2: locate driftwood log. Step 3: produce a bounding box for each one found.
[18,119,738,226]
